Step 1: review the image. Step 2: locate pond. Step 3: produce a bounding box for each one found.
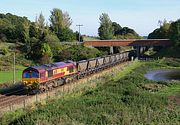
[144,69,180,81]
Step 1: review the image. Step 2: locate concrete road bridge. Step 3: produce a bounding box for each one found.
[61,39,172,58]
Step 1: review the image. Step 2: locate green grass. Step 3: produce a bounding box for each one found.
[0,65,26,84]
[113,60,140,81]
[0,42,15,49]
[83,36,99,41]
[0,58,180,125]
[157,83,180,96]
[0,42,31,84]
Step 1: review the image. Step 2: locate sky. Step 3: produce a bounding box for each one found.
[0,0,180,36]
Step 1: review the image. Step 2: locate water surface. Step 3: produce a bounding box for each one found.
[144,69,180,81]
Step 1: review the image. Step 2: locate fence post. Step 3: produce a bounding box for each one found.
[36,94,38,102]
[54,89,57,96]
[46,91,48,99]
[23,99,26,108]
[9,104,11,111]
[62,85,64,97]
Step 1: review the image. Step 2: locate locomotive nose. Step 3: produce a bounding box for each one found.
[22,78,39,86]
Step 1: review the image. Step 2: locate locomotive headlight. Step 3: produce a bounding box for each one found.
[23,81,27,84]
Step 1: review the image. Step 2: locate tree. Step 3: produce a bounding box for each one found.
[57,45,102,61]
[98,13,114,40]
[49,8,63,34]
[75,31,83,42]
[49,8,72,34]
[36,12,45,30]
[112,22,122,36]
[120,27,137,36]
[58,27,75,42]
[44,33,61,57]
[63,11,72,28]
[169,19,180,46]
[0,13,31,42]
[49,8,74,42]
[29,22,39,38]
[148,20,171,39]
[16,17,30,43]
[35,13,46,38]
[40,43,53,64]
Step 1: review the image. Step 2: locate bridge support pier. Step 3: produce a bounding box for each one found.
[136,46,140,59]
[110,46,114,54]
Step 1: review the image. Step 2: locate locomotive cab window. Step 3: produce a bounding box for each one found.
[23,72,30,78]
[32,71,39,78]
[23,71,39,78]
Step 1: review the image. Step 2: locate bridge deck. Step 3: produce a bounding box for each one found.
[83,39,171,47]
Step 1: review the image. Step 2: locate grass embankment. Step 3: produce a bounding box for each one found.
[0,42,31,84]
[0,58,180,125]
[0,65,26,84]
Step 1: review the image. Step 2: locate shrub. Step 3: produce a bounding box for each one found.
[57,45,102,61]
[2,48,9,55]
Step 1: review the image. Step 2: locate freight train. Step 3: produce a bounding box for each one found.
[22,50,135,92]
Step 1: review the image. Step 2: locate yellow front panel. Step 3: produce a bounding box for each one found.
[22,78,40,86]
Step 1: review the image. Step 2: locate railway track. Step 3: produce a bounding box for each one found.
[0,60,131,111]
[0,87,28,108]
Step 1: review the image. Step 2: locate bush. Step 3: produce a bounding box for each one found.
[57,45,102,61]
[44,34,60,43]
[58,28,76,42]
[2,48,9,55]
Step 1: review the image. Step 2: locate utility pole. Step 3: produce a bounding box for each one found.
[13,52,16,84]
[76,24,83,42]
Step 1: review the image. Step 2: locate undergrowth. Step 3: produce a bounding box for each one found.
[0,58,180,125]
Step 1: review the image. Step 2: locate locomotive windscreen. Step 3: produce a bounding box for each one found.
[23,71,39,78]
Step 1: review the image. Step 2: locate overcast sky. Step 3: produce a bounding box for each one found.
[0,0,180,36]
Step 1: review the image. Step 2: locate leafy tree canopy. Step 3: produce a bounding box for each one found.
[98,14,140,40]
[169,19,180,46]
[112,22,122,36]
[98,13,114,40]
[49,8,72,34]
[148,19,171,39]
